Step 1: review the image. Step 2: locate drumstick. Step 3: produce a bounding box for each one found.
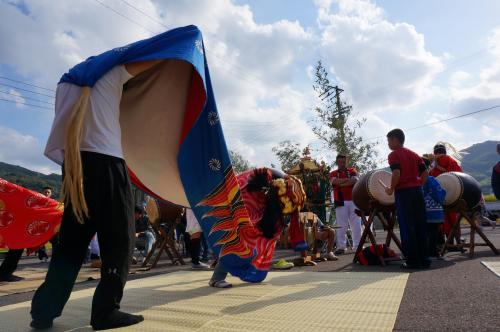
[378,179,388,189]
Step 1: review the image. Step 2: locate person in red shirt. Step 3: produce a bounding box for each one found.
[329,154,362,255]
[429,143,463,248]
[429,143,462,177]
[385,129,430,269]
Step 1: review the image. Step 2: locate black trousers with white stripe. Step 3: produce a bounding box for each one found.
[31,152,134,324]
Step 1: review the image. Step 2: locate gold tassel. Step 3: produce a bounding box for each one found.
[61,86,91,224]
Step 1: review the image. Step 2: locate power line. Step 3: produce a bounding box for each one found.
[366,104,500,141]
[118,0,166,29]
[0,83,55,98]
[93,0,157,34]
[0,90,55,105]
[0,76,55,92]
[109,0,268,87]
[0,98,53,110]
[408,104,500,130]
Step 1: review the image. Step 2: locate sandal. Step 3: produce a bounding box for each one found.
[209,280,232,288]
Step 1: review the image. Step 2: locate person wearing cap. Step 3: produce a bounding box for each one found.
[429,143,463,249]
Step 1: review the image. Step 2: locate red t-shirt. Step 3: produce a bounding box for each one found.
[429,155,462,177]
[388,147,425,189]
[329,167,357,201]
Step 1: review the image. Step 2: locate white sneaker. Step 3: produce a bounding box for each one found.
[326,252,338,261]
[192,262,211,270]
[209,280,232,288]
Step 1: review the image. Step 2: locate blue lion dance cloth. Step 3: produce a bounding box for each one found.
[56,25,280,282]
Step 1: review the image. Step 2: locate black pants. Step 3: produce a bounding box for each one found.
[395,187,430,267]
[0,249,24,278]
[37,234,60,260]
[31,152,134,324]
[427,223,441,257]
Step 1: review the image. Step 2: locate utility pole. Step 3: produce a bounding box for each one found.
[319,85,351,155]
[320,85,350,118]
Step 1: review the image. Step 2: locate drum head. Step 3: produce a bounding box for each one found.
[436,173,461,207]
[436,172,481,209]
[367,170,394,206]
[145,199,160,225]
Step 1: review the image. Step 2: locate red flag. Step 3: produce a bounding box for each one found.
[0,178,63,249]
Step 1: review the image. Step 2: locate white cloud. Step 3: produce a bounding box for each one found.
[0,126,58,174]
[153,0,316,166]
[449,27,500,120]
[449,70,471,87]
[0,0,316,169]
[2,89,26,107]
[315,0,443,112]
[425,114,463,138]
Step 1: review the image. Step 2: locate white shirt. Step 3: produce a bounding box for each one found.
[185,208,202,235]
[45,65,134,165]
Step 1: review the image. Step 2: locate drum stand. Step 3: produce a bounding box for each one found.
[141,222,185,270]
[354,201,403,266]
[441,199,499,257]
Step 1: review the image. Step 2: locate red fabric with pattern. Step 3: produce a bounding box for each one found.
[0,178,63,250]
[237,171,280,269]
[236,170,306,269]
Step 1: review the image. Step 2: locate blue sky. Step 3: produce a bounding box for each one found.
[0,0,499,174]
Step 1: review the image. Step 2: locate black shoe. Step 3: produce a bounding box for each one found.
[30,319,53,330]
[0,274,25,282]
[91,310,144,330]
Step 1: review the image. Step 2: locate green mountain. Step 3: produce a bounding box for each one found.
[460,140,499,194]
[0,162,61,198]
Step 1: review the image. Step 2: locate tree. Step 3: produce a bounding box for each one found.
[229,150,252,173]
[271,140,302,172]
[312,60,377,172]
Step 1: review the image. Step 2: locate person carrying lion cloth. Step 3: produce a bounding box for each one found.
[209,168,306,288]
[30,61,161,330]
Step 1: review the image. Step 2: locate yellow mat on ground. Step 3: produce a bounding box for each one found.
[481,261,500,278]
[0,271,408,332]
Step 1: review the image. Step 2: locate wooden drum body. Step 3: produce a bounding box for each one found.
[145,199,183,226]
[352,170,394,212]
[436,172,481,210]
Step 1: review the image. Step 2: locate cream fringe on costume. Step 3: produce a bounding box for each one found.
[62,87,91,224]
[434,141,465,165]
